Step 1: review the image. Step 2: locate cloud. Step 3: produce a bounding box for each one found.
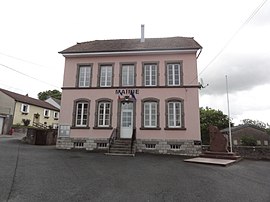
[200,53,270,95]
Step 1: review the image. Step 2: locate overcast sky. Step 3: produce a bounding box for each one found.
[0,0,269,125]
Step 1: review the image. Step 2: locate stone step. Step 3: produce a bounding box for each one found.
[200,153,242,160]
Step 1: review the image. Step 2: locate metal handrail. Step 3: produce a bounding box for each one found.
[130,128,136,154]
[108,128,117,153]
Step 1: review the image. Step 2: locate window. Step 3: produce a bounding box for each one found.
[141,98,160,129]
[54,112,59,119]
[264,140,268,146]
[165,98,184,129]
[44,109,50,118]
[121,64,135,86]
[170,144,181,150]
[257,140,261,145]
[145,144,156,149]
[233,140,238,145]
[78,65,91,87]
[144,102,157,127]
[21,104,29,113]
[97,143,107,148]
[99,65,112,87]
[94,99,113,128]
[144,64,157,86]
[167,63,182,86]
[74,100,90,127]
[74,142,84,149]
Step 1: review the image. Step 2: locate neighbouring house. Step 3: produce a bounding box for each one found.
[221,124,270,146]
[45,97,61,110]
[57,29,202,156]
[0,88,60,134]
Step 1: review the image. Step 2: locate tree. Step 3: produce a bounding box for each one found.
[240,136,257,146]
[200,107,233,144]
[241,118,270,135]
[38,90,61,100]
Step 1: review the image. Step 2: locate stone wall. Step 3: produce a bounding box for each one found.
[56,137,109,151]
[57,137,202,156]
[136,139,201,156]
[202,145,270,160]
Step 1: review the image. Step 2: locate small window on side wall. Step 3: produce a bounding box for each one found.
[21,104,29,114]
[44,109,50,118]
[54,112,59,119]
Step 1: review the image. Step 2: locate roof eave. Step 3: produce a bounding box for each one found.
[60,48,200,57]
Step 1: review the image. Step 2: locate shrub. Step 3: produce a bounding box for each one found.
[22,119,31,126]
[241,136,257,146]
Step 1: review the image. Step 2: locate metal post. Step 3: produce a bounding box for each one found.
[226,75,233,153]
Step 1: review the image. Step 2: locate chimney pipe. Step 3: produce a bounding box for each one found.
[141,24,145,42]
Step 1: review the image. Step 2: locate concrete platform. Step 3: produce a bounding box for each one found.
[184,157,238,166]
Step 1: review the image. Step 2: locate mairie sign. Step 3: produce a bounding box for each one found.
[115,89,139,95]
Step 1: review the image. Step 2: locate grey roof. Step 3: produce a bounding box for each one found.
[0,88,59,111]
[59,37,202,54]
[220,124,266,133]
[48,97,61,106]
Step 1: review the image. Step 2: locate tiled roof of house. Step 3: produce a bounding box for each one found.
[220,124,266,133]
[59,37,202,54]
[0,88,59,111]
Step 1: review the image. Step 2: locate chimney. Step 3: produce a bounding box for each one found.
[141,24,145,42]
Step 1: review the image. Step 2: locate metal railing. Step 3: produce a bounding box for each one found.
[108,128,117,153]
[130,128,136,154]
[33,122,49,129]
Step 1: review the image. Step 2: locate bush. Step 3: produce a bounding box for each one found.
[22,119,31,126]
[241,136,257,146]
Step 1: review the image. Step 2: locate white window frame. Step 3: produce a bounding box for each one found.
[75,102,88,127]
[144,64,157,86]
[21,103,29,113]
[44,109,50,118]
[122,65,134,86]
[167,64,181,86]
[168,101,182,128]
[144,102,157,128]
[78,66,91,87]
[98,102,111,127]
[100,65,112,87]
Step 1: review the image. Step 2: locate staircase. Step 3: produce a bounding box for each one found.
[108,139,135,156]
[106,128,136,156]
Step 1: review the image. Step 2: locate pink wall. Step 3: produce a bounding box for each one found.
[60,52,200,141]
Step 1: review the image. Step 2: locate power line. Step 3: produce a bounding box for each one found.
[191,0,269,84]
[0,63,61,90]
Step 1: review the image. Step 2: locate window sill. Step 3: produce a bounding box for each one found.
[54,118,59,120]
[164,127,186,130]
[21,112,28,115]
[140,127,161,130]
[70,126,90,129]
[93,126,113,130]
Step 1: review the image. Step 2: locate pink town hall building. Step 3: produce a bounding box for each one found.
[57,34,202,156]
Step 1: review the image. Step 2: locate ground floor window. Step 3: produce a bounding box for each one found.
[95,99,113,128]
[166,98,184,129]
[73,99,90,128]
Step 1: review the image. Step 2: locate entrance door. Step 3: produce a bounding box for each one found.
[120,103,133,138]
[0,117,4,134]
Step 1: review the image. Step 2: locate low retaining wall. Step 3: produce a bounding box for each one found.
[25,128,57,145]
[202,145,270,160]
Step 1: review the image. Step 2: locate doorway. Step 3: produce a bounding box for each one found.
[120,102,133,138]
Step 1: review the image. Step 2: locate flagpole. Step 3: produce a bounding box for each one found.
[226,75,233,153]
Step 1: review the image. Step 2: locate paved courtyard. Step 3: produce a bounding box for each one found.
[1,135,270,202]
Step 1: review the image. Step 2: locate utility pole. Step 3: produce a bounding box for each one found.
[225,75,233,153]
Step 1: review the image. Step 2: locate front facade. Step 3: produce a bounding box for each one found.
[57,37,202,156]
[0,88,60,134]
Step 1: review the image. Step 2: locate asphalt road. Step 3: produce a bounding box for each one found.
[0,136,270,202]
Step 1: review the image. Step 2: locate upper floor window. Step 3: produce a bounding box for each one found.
[53,112,59,119]
[73,99,90,127]
[167,63,182,86]
[78,65,91,87]
[144,64,157,86]
[99,65,112,87]
[44,109,50,118]
[166,98,185,129]
[121,64,135,86]
[21,104,29,114]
